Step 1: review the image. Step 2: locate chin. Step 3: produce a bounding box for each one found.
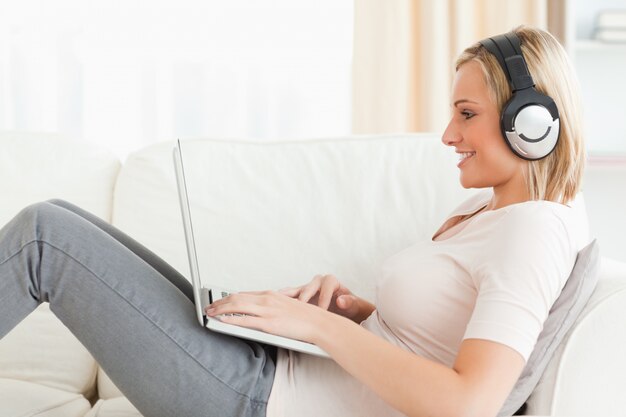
[458,175,491,190]
[458,174,475,189]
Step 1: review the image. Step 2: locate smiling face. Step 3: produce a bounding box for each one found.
[442,60,529,203]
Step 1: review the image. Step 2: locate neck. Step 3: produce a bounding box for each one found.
[486,177,530,211]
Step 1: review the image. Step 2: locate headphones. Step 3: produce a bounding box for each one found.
[478,32,560,160]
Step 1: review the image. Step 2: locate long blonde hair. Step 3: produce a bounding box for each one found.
[455,25,585,204]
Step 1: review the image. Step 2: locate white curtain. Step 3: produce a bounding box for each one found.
[0,0,353,160]
[352,0,548,135]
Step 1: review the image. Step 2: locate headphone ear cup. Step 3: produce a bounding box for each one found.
[500,89,560,161]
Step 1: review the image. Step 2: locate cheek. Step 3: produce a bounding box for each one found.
[481,131,514,164]
[481,147,514,173]
[464,140,517,180]
[479,146,525,184]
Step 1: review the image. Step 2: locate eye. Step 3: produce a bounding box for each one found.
[461,110,475,120]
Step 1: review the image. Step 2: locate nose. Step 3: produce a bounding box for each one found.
[441,118,461,147]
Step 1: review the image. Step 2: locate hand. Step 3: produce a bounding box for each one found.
[278,274,374,323]
[205,290,332,344]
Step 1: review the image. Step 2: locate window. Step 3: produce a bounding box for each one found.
[0,1,353,159]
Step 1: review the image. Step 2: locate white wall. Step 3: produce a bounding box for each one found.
[573,42,626,155]
[571,0,626,262]
[583,160,626,262]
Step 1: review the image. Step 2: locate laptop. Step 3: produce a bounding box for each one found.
[172,140,330,358]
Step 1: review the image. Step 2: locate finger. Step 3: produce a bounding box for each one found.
[207,292,262,311]
[336,295,360,318]
[278,287,301,297]
[336,294,355,310]
[206,294,265,317]
[236,290,266,296]
[216,313,269,333]
[207,293,233,309]
[317,275,338,310]
[297,275,324,303]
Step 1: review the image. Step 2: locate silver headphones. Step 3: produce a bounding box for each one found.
[479,32,560,161]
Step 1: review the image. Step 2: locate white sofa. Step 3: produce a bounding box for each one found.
[1,131,625,417]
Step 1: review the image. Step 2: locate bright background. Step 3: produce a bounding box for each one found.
[1,1,625,161]
[0,0,353,160]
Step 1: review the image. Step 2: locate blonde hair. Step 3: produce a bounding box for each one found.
[455,25,585,204]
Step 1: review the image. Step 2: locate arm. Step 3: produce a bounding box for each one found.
[313,312,525,417]
[208,292,525,417]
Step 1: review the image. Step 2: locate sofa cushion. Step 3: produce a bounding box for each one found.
[497,239,600,416]
[0,378,92,417]
[86,397,142,417]
[97,367,125,400]
[526,256,626,415]
[0,304,98,396]
[0,131,120,225]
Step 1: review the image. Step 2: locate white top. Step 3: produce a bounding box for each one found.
[266,190,589,417]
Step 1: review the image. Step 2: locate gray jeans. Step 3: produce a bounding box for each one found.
[0,200,277,417]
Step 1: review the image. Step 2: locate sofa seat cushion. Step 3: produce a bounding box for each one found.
[0,378,92,417]
[97,367,125,400]
[86,397,142,417]
[0,303,98,396]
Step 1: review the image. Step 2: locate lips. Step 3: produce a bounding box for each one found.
[457,151,475,168]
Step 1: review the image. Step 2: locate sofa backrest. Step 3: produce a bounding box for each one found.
[0,131,120,396]
[112,133,477,300]
[0,131,120,225]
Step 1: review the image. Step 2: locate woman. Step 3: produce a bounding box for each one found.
[0,25,588,417]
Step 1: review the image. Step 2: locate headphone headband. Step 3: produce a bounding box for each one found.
[479,33,534,91]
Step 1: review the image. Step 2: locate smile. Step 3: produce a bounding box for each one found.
[457,152,475,167]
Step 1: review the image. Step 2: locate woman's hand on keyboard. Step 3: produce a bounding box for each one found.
[278,274,375,323]
[206,290,337,344]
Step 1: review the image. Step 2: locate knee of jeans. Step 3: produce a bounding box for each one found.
[17,201,65,231]
[45,198,69,207]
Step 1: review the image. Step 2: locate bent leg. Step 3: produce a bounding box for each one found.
[0,202,276,417]
[45,198,194,302]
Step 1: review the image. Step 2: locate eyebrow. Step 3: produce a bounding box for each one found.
[453,99,479,107]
